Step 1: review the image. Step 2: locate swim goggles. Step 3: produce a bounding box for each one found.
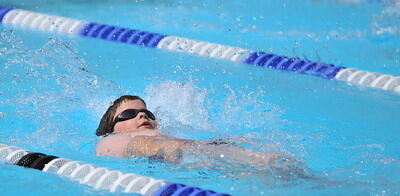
[113,109,156,127]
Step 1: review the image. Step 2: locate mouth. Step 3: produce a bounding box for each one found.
[138,121,153,129]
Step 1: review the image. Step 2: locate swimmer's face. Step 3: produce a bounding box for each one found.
[113,99,157,133]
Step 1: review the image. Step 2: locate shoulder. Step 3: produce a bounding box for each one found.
[96,134,133,158]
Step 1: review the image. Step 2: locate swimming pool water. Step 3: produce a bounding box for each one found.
[0,0,399,195]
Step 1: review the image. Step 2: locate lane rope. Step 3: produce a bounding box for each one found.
[0,143,229,196]
[0,6,399,94]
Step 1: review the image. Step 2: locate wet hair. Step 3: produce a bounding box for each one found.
[96,95,146,136]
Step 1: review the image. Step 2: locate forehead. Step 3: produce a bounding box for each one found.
[115,99,146,116]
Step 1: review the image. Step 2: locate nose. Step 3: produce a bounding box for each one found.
[138,112,150,120]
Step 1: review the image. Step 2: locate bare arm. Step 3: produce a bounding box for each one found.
[125,136,280,164]
[125,135,198,163]
[97,131,279,164]
[96,133,132,158]
[96,130,166,158]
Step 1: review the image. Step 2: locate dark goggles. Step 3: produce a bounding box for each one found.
[113,109,156,128]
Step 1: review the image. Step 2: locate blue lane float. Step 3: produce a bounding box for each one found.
[0,6,399,93]
[0,143,229,196]
[79,22,166,47]
[243,51,346,79]
[0,6,11,21]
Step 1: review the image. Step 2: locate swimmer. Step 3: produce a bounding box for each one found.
[96,95,280,164]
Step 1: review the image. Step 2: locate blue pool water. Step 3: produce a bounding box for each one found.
[0,0,399,195]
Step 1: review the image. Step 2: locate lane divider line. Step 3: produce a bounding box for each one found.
[0,143,229,196]
[0,6,399,93]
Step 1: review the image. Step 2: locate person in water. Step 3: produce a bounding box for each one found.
[96,95,280,164]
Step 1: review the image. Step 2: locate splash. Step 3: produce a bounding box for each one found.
[217,85,284,135]
[143,79,285,138]
[0,30,124,151]
[142,80,312,183]
[144,80,211,133]
[371,0,400,35]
